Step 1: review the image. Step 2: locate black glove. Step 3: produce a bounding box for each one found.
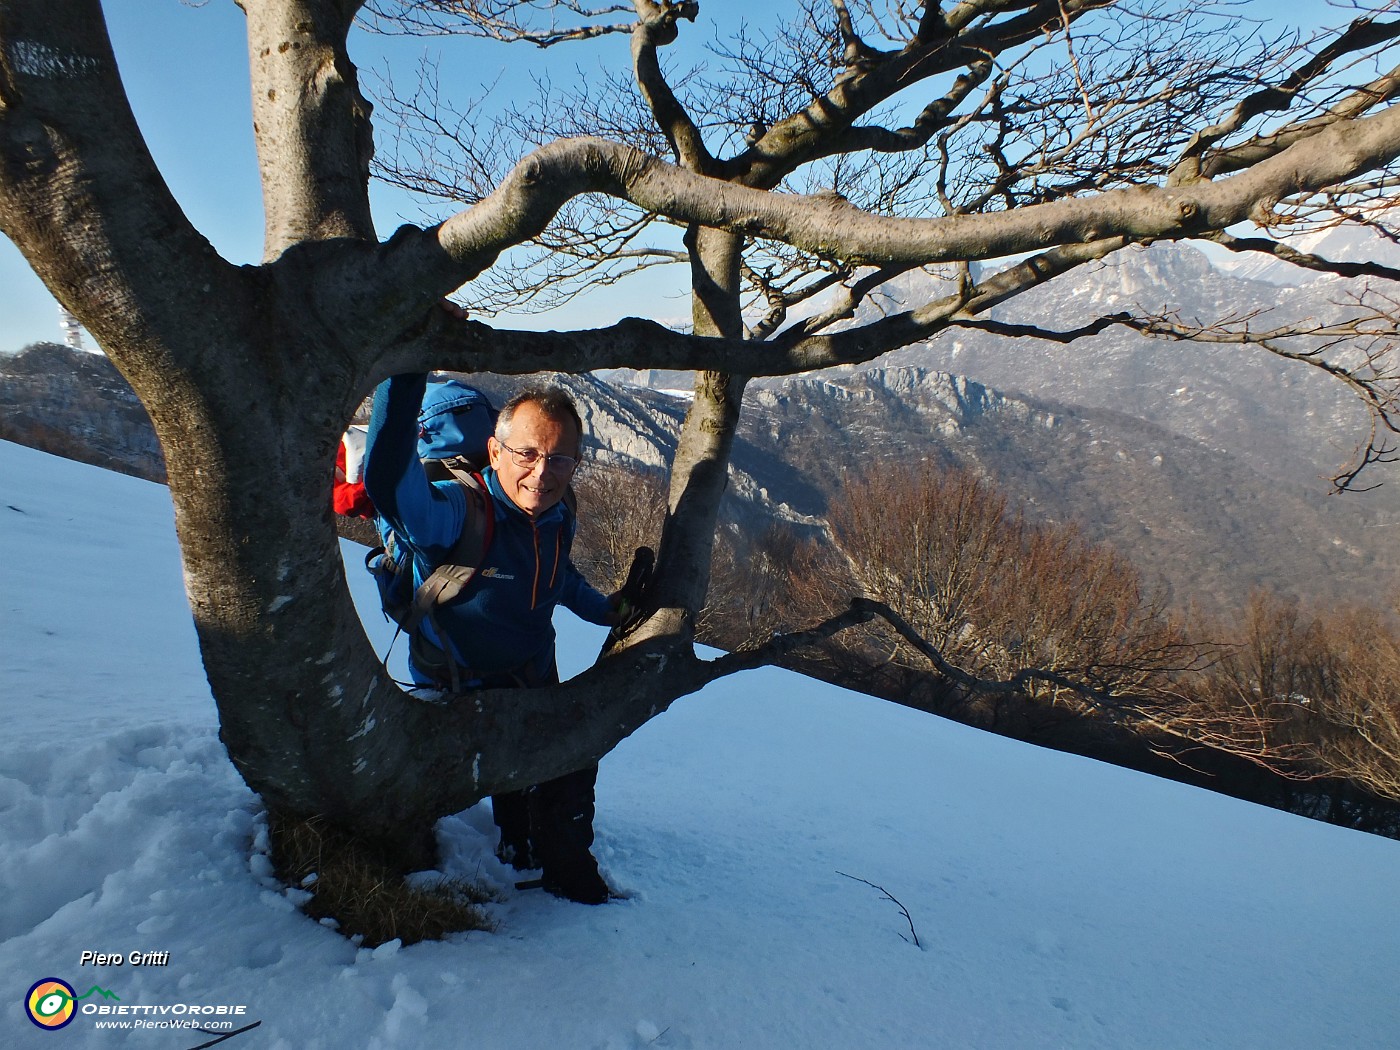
[601,546,655,655]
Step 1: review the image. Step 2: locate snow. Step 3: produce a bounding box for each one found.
[3,437,1399,1048]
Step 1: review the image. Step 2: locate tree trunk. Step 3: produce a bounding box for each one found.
[651,226,749,626]
[0,0,722,872]
[161,316,720,866]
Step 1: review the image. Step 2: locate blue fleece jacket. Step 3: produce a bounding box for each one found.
[363,374,612,681]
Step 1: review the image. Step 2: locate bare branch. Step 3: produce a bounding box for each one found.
[396,236,1130,381]
[1186,12,1400,181]
[737,0,1119,189]
[772,263,914,341]
[405,94,1400,313]
[1176,13,1400,180]
[852,597,1137,709]
[1018,291,1400,491]
[371,1,1377,331]
[630,0,710,170]
[360,0,636,47]
[950,311,1136,342]
[836,871,923,948]
[1206,228,1400,281]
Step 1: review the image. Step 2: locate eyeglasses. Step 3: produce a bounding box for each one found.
[497,440,580,474]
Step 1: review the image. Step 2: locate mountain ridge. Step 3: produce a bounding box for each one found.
[6,238,1399,619]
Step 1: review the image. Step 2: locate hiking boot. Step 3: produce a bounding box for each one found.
[541,857,610,905]
[494,838,537,871]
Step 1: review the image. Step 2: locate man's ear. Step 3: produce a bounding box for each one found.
[486,435,502,469]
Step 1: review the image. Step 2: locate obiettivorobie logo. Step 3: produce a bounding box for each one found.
[22,978,260,1045]
[25,978,118,1030]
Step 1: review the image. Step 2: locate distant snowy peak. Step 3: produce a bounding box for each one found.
[846,232,1395,319]
[1208,223,1400,286]
[846,241,1274,324]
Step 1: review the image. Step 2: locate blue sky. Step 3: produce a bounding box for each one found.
[3,0,258,352]
[0,0,1353,354]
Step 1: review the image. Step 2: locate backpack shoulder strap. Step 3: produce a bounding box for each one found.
[402,471,494,634]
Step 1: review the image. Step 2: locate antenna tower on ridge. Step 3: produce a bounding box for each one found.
[58,306,85,351]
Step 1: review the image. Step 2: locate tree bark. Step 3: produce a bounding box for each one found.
[242,0,376,253]
[655,227,750,621]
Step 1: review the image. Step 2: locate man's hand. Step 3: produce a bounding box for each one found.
[606,590,633,628]
[606,547,655,634]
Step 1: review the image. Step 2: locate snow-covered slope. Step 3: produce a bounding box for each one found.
[2,439,1397,1049]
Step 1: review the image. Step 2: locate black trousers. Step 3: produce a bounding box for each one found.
[492,764,598,870]
[409,646,598,873]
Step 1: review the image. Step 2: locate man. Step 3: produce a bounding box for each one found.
[363,373,618,904]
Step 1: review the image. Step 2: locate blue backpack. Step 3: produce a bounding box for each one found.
[414,379,498,468]
[366,379,500,686]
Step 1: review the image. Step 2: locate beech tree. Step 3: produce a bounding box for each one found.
[4,0,1400,867]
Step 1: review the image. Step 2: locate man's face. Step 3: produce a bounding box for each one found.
[487,401,579,519]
